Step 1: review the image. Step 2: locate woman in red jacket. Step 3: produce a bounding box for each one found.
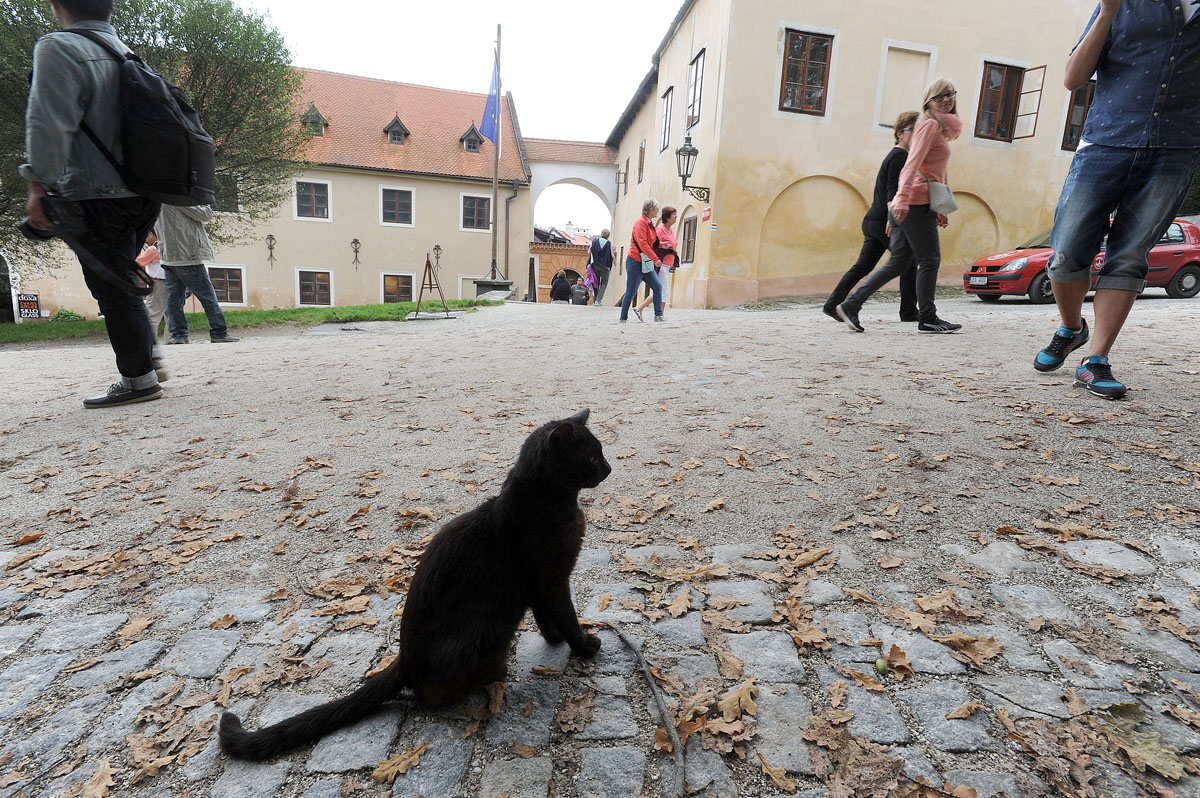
[619,198,665,322]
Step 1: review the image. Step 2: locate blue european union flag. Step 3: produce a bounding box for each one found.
[480,59,499,146]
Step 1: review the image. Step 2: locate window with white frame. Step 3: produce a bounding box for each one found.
[780,31,833,115]
[295,179,331,220]
[380,187,413,226]
[660,87,673,151]
[207,266,245,304]
[298,270,331,305]
[686,50,705,128]
[461,194,491,231]
[382,273,414,303]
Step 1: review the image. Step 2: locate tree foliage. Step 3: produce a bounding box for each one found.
[0,0,308,268]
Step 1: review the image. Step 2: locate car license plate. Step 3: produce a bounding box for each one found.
[969,276,988,286]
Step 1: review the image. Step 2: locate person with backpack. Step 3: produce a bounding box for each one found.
[588,229,614,306]
[21,0,164,407]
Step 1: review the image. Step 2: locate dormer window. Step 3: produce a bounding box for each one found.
[384,114,409,146]
[300,103,327,137]
[460,123,484,153]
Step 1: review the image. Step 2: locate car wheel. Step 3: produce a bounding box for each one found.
[977,294,1001,302]
[1027,272,1055,304]
[1166,263,1200,299]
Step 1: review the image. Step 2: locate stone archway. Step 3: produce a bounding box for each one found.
[523,138,618,242]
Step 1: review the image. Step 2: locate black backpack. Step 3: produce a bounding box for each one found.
[61,29,215,207]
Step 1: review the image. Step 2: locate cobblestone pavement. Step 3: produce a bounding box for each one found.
[1,296,1199,797]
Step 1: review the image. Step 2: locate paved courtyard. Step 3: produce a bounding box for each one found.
[1,295,1199,798]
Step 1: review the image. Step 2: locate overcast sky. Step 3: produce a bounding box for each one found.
[235,0,684,232]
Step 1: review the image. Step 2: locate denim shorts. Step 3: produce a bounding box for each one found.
[1047,145,1200,292]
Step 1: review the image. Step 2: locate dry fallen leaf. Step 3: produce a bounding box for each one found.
[80,760,116,798]
[945,701,985,720]
[370,742,428,783]
[878,556,904,570]
[209,614,238,630]
[717,678,759,721]
[703,498,726,513]
[668,586,692,618]
[828,680,848,709]
[756,753,798,792]
[7,532,46,546]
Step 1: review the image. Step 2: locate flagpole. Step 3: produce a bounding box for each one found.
[490,23,501,279]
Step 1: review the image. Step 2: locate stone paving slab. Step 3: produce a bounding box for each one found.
[665,737,737,797]
[32,611,128,652]
[0,652,73,720]
[390,721,476,797]
[724,630,805,682]
[306,706,404,772]
[1060,540,1156,577]
[814,610,878,664]
[67,639,165,689]
[0,691,109,762]
[579,676,637,740]
[978,675,1069,720]
[949,623,1049,673]
[649,612,706,647]
[873,624,965,675]
[704,579,775,624]
[943,769,1023,798]
[989,584,1078,623]
[582,584,644,623]
[160,629,241,678]
[484,680,560,747]
[898,681,998,753]
[751,684,816,775]
[0,625,38,660]
[210,759,290,798]
[575,747,646,798]
[479,755,553,798]
[512,630,571,677]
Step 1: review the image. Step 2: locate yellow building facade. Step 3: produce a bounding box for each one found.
[609,0,1098,308]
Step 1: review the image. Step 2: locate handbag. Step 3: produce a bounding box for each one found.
[641,254,654,273]
[921,171,958,215]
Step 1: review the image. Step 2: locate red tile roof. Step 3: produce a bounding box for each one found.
[523,137,615,165]
[296,69,529,184]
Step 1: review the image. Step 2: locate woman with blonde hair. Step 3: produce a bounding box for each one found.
[841,77,962,333]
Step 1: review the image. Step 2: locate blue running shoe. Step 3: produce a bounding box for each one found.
[1034,320,1089,372]
[1075,355,1127,399]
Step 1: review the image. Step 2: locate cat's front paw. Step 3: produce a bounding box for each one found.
[573,633,601,659]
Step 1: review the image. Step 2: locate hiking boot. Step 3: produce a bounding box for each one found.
[1075,355,1127,399]
[917,318,963,333]
[822,305,840,321]
[836,303,864,333]
[1034,320,1089,372]
[83,383,162,409]
[166,337,188,345]
[210,334,239,343]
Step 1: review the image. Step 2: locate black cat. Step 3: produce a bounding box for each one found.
[219,409,610,761]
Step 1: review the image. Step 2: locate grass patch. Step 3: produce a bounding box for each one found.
[0,299,501,345]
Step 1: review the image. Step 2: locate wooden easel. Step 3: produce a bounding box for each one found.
[412,245,452,318]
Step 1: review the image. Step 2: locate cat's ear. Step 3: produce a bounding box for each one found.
[569,408,590,425]
[550,423,575,447]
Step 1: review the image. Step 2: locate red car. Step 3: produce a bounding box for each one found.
[963,218,1200,303]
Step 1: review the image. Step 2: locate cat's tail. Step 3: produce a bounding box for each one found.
[219,668,403,761]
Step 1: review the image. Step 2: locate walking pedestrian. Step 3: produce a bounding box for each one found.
[840,79,963,334]
[138,231,168,343]
[21,0,164,407]
[550,270,571,304]
[156,204,239,344]
[619,199,664,323]
[635,206,678,320]
[1033,0,1199,399]
[588,229,614,306]
[824,112,919,323]
[571,277,591,305]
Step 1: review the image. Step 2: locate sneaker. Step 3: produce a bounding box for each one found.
[1034,320,1089,372]
[836,303,864,333]
[654,314,665,322]
[166,337,188,345]
[152,358,170,383]
[83,383,162,409]
[210,334,239,343]
[1075,355,1127,399]
[633,308,644,322]
[822,305,840,321]
[917,318,963,333]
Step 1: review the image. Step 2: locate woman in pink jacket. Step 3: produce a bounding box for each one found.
[889,78,963,333]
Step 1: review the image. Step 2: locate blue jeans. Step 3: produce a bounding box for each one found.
[165,263,228,340]
[619,257,662,319]
[1048,145,1200,292]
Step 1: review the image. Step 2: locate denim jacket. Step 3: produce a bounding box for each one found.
[1076,0,1200,149]
[19,21,136,200]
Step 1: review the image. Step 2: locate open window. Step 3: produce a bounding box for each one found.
[975,63,1044,142]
